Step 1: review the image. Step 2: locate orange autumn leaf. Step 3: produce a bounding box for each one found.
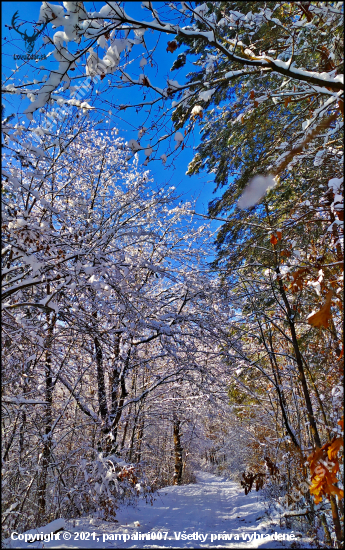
[308,439,344,504]
[308,445,327,472]
[327,437,344,462]
[270,234,278,245]
[309,468,344,504]
[338,416,344,430]
[307,290,333,329]
[277,231,282,240]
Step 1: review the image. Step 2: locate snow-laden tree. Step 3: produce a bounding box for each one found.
[3,2,343,181]
[2,112,236,533]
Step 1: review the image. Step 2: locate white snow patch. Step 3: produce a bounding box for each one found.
[237,175,276,209]
[5,472,305,548]
[174,131,184,142]
[199,88,216,102]
[328,177,343,194]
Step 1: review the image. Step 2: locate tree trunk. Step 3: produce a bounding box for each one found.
[37,311,56,523]
[136,416,144,463]
[173,417,183,485]
[276,275,321,448]
[263,204,321,449]
[108,341,130,455]
[256,316,301,451]
[320,513,332,546]
[94,334,110,453]
[94,335,108,424]
[330,494,343,547]
[120,373,136,453]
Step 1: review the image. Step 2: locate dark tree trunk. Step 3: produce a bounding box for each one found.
[94,335,112,454]
[330,495,343,548]
[128,399,145,463]
[173,417,183,485]
[136,416,144,463]
[94,335,109,425]
[120,373,136,453]
[108,341,130,455]
[37,311,56,523]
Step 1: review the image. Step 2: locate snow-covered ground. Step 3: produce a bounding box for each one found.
[6,472,309,549]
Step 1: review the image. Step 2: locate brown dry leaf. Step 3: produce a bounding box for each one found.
[277,231,282,240]
[142,76,150,87]
[338,416,344,429]
[270,234,278,245]
[254,100,259,108]
[307,290,333,329]
[166,40,178,53]
[250,90,255,99]
[290,268,309,292]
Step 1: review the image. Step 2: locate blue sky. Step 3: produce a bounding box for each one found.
[2,1,222,239]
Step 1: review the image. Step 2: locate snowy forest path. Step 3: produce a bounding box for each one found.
[10,472,300,549]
